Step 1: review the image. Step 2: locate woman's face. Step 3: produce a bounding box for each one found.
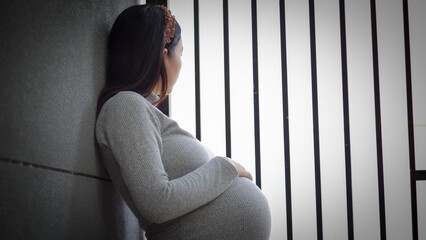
[163,38,183,94]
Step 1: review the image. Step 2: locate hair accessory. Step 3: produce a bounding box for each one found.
[158,5,176,46]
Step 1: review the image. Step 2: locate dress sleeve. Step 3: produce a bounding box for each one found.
[96,93,238,224]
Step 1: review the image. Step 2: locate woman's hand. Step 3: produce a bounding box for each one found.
[223,157,253,181]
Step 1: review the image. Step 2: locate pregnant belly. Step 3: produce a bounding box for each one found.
[147,178,271,240]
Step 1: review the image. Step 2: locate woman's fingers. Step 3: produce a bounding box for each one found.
[223,157,253,181]
[241,170,253,181]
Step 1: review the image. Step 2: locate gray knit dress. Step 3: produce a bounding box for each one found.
[96,91,271,239]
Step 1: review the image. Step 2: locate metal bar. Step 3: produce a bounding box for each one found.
[223,0,232,158]
[402,0,418,239]
[146,0,167,6]
[370,0,387,238]
[412,171,426,181]
[194,0,201,141]
[279,0,293,238]
[251,0,261,188]
[308,0,323,239]
[339,0,354,239]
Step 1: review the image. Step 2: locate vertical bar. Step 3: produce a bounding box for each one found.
[258,0,286,238]
[251,0,261,188]
[194,0,201,141]
[369,0,387,239]
[375,0,412,238]
[316,0,348,238]
[339,0,354,239]
[402,0,418,239]
[418,182,426,240]
[279,0,292,238]
[228,0,256,182]
[287,0,317,238]
[308,1,323,239]
[223,0,231,158]
[346,0,380,237]
[157,97,169,116]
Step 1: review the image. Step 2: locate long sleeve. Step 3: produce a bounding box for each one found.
[96,92,238,224]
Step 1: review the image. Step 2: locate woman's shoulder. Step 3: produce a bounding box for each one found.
[99,91,153,115]
[97,91,161,127]
[105,91,148,107]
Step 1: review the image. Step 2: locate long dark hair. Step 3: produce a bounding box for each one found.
[97,4,181,115]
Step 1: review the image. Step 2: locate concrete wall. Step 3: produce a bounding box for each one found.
[0,0,142,239]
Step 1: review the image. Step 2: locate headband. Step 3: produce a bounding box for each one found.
[158,5,176,46]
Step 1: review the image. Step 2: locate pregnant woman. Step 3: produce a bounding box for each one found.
[95,4,271,239]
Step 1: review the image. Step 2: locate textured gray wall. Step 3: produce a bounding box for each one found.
[0,0,142,239]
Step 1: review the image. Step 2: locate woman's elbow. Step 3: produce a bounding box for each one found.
[142,205,173,224]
